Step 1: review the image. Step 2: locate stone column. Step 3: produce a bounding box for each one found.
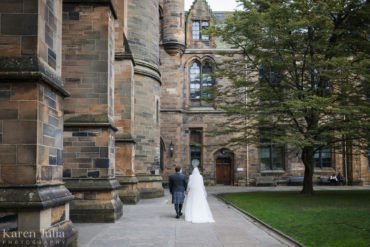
[114,0,140,204]
[127,0,164,198]
[0,0,77,246]
[160,0,186,182]
[62,0,122,222]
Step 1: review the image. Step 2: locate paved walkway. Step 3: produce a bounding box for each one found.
[75,185,370,247]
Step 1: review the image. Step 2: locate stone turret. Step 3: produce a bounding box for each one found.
[162,0,185,54]
[127,0,164,198]
[159,0,186,181]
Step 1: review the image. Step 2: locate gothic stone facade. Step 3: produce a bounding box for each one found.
[159,0,370,186]
[0,0,370,244]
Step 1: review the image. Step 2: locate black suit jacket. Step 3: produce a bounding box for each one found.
[169,172,187,194]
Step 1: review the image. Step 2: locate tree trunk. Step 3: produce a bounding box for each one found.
[301,146,314,195]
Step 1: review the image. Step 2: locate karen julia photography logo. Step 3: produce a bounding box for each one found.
[2,229,65,246]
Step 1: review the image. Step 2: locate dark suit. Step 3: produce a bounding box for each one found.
[169,172,187,217]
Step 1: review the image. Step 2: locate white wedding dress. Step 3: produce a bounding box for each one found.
[184,168,215,223]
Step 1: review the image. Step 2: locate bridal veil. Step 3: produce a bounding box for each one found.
[184,167,215,223]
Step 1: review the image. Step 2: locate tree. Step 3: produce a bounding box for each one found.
[209,0,370,194]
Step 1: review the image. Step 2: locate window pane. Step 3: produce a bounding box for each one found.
[259,129,284,170]
[367,143,370,169]
[190,62,201,99]
[321,148,331,167]
[272,146,283,169]
[190,129,202,144]
[314,146,332,168]
[260,147,270,158]
[201,62,214,98]
[192,21,200,40]
[260,147,271,170]
[202,34,209,41]
[314,151,320,167]
[190,129,202,168]
[259,66,281,85]
[201,21,209,41]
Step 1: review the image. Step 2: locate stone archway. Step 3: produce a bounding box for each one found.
[215,148,234,185]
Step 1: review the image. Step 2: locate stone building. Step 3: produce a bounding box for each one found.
[160,0,248,185]
[0,0,369,245]
[0,0,77,245]
[159,0,370,186]
[0,0,163,244]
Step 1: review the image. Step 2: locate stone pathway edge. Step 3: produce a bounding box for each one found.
[215,193,305,247]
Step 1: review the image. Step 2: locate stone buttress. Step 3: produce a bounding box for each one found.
[113,0,140,204]
[62,0,123,222]
[0,0,77,246]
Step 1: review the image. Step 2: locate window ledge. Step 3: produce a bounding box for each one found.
[261,170,286,175]
[188,107,215,111]
[185,107,225,114]
[314,168,335,173]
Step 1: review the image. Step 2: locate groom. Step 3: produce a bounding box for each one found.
[169,165,187,219]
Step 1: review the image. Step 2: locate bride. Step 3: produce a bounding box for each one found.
[184,164,215,223]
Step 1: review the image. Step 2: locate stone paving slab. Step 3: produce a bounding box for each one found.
[75,188,294,247]
[75,185,370,247]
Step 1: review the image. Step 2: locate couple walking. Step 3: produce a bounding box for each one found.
[168,164,214,223]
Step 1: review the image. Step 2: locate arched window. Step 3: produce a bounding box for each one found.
[190,62,201,100]
[201,61,213,98]
[189,60,215,106]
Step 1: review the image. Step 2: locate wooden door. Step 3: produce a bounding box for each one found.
[216,158,231,185]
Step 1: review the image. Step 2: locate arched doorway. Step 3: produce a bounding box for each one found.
[215,148,234,185]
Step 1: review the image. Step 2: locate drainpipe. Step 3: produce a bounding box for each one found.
[246,143,249,185]
[343,115,348,185]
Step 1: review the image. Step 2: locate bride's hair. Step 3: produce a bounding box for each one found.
[175,165,181,172]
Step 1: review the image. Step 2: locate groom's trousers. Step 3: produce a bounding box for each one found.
[174,203,183,216]
[172,192,185,217]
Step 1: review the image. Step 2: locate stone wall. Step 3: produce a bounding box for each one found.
[62,2,122,222]
[62,5,114,122]
[63,128,115,179]
[0,83,64,184]
[0,0,76,245]
[356,150,370,185]
[113,0,140,203]
[160,112,185,178]
[126,0,163,198]
[127,0,161,174]
[159,49,185,179]
[133,74,161,174]
[62,3,116,180]
[0,0,38,57]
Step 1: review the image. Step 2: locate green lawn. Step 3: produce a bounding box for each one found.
[220,190,370,247]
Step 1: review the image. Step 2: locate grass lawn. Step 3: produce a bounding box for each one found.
[220,190,370,247]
